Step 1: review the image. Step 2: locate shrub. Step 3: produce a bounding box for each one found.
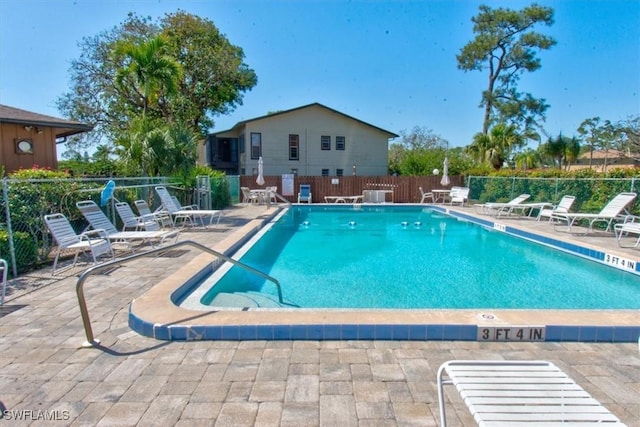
[0,229,38,274]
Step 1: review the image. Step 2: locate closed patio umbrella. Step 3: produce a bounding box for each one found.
[256,156,265,186]
[440,157,450,186]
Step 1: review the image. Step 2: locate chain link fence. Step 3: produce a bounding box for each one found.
[1,174,636,280]
[0,176,238,279]
[467,176,640,214]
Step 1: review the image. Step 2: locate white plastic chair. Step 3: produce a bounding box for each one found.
[155,186,223,228]
[418,186,434,204]
[537,195,576,222]
[134,200,173,229]
[115,201,160,231]
[44,213,114,274]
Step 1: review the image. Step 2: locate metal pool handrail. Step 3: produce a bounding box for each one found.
[76,240,282,347]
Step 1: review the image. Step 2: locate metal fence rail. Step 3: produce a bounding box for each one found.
[1,174,638,284]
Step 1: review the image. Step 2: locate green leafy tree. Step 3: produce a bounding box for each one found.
[457,3,556,135]
[563,135,581,170]
[116,118,197,178]
[513,148,541,170]
[617,115,640,154]
[539,134,580,170]
[467,123,524,170]
[113,35,182,119]
[577,117,617,170]
[389,126,450,175]
[57,11,257,147]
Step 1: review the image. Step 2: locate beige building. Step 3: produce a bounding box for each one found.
[205,103,398,176]
[568,149,639,172]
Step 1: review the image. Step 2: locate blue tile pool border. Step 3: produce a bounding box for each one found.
[128,204,640,343]
[128,309,640,343]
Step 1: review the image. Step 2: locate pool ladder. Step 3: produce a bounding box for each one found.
[75,240,282,348]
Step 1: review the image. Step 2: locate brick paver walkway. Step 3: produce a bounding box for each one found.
[1,204,639,426]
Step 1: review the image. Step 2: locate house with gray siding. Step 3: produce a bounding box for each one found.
[204,103,398,177]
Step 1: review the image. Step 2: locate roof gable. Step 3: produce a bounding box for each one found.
[0,104,92,137]
[220,103,398,138]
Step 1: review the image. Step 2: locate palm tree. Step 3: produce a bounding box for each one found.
[563,136,581,171]
[113,36,199,177]
[543,134,567,169]
[513,149,541,170]
[467,123,523,170]
[114,35,182,118]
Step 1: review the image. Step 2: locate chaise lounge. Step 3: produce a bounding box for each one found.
[551,192,637,233]
[437,360,625,426]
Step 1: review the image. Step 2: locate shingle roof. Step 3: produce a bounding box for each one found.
[215,102,399,138]
[0,104,92,138]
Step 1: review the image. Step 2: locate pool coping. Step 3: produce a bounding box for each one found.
[129,204,640,342]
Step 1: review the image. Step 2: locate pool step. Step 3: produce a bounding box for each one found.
[209,291,286,308]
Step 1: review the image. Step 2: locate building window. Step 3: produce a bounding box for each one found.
[336,136,345,150]
[321,168,330,176]
[321,135,331,150]
[250,133,261,159]
[336,168,344,176]
[239,134,245,153]
[289,134,299,160]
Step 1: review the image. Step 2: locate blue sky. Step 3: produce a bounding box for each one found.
[1,0,638,151]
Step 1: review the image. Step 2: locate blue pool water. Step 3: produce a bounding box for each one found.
[198,206,640,309]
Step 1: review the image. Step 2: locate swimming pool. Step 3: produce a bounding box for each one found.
[184,205,640,310]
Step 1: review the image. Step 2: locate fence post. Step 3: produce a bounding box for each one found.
[2,178,17,278]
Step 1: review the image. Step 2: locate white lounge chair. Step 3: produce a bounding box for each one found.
[552,192,637,233]
[115,201,160,231]
[437,360,625,426]
[614,216,640,248]
[297,184,312,203]
[44,213,114,274]
[474,194,531,216]
[77,200,179,248]
[449,186,469,206]
[155,186,223,228]
[419,186,434,204]
[134,200,173,229]
[537,195,576,222]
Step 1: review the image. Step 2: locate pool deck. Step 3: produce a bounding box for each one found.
[1,203,639,425]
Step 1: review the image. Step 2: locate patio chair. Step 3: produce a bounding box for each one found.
[134,200,173,229]
[77,200,179,249]
[241,186,259,204]
[552,192,637,233]
[44,213,114,274]
[474,193,533,216]
[449,186,469,206]
[266,186,278,203]
[418,186,434,204]
[297,184,312,203]
[537,195,576,222]
[155,186,223,228]
[437,360,625,426]
[115,201,160,231]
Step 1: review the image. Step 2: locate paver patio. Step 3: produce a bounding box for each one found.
[1,204,639,426]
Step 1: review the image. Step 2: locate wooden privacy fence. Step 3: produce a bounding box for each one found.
[239,175,463,203]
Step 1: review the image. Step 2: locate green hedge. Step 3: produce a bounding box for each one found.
[0,230,38,274]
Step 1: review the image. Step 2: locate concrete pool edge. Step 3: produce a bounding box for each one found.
[128,204,640,343]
